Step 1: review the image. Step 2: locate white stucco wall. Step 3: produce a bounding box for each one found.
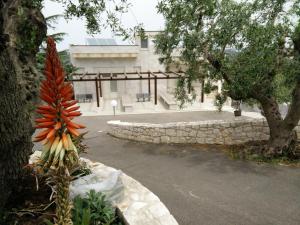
[69,33,206,104]
[70,36,165,74]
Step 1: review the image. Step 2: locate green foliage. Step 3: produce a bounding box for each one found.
[174,77,196,108]
[59,50,78,77]
[17,6,39,57]
[72,132,88,155]
[17,21,38,55]
[273,73,296,103]
[44,14,67,44]
[36,50,77,76]
[203,81,218,94]
[156,0,300,104]
[36,14,77,75]
[22,0,43,10]
[214,93,227,112]
[53,0,143,39]
[71,160,92,179]
[46,14,64,29]
[72,190,123,225]
[0,209,9,225]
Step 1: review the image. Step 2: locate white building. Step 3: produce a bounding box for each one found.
[69,31,216,114]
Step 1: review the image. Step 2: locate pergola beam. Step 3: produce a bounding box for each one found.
[80,72,87,80]
[149,71,156,77]
[69,76,181,82]
[169,71,183,77]
[72,71,184,78]
[137,71,143,79]
[160,71,170,78]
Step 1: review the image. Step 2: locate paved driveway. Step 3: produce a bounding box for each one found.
[77,112,300,225]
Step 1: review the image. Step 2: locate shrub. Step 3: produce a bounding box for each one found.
[214,93,227,112]
[72,190,123,225]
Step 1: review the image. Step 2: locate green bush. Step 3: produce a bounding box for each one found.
[72,190,123,225]
[44,190,123,225]
[203,81,218,94]
[214,93,227,112]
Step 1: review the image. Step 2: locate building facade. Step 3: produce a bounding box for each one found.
[69,31,213,112]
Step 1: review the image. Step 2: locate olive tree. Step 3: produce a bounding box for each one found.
[155,0,300,157]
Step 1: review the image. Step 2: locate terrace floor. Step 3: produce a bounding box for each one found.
[77,97,220,116]
[76,111,300,225]
[101,110,250,124]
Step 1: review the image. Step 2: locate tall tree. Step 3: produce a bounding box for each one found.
[0,0,46,210]
[155,0,300,157]
[0,0,141,210]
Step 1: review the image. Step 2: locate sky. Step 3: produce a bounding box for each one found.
[42,0,165,50]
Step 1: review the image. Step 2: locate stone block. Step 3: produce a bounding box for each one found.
[166,129,177,136]
[196,138,205,143]
[189,130,197,137]
[161,136,170,143]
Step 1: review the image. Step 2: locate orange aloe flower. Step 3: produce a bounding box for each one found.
[34,37,85,168]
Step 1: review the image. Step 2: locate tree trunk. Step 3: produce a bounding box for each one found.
[258,94,299,157]
[0,0,46,209]
[268,124,298,157]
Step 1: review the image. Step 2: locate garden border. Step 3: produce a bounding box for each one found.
[29,152,178,225]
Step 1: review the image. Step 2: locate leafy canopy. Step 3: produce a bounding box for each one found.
[49,0,143,39]
[155,0,300,105]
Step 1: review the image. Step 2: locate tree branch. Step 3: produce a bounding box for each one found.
[284,27,300,129]
[205,52,231,84]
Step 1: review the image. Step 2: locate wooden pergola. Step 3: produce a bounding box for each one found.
[68,71,204,107]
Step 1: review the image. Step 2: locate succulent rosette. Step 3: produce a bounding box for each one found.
[34,37,85,169]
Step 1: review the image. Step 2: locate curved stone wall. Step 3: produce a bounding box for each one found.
[30,152,178,225]
[107,119,300,145]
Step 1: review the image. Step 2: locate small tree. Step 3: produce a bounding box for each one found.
[156,0,300,157]
[214,93,227,112]
[34,37,85,225]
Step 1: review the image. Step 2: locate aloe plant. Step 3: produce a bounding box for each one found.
[34,37,86,225]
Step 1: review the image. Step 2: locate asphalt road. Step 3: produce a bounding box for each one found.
[76,111,300,225]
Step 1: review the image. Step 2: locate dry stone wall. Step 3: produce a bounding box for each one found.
[107,119,300,145]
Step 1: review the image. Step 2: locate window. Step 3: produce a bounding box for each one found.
[141,37,148,48]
